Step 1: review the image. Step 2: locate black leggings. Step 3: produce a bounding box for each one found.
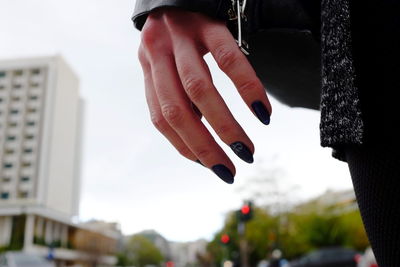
[345,145,400,267]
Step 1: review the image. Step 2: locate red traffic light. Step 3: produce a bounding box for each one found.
[221,234,230,244]
[241,205,250,215]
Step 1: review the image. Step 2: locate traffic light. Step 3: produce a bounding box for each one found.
[238,201,253,222]
[220,234,230,245]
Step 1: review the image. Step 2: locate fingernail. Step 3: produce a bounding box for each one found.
[212,164,234,184]
[230,142,254,163]
[196,160,204,166]
[251,101,270,125]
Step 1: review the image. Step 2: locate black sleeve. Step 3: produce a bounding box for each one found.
[259,0,321,35]
[131,0,230,31]
[132,0,320,35]
[131,0,322,110]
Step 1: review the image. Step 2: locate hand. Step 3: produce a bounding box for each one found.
[138,8,272,184]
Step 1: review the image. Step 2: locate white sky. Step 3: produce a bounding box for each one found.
[0,0,353,242]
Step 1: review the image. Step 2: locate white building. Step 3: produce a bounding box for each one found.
[0,55,82,217]
[0,56,118,266]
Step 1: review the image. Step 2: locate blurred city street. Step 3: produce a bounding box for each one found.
[0,0,374,266]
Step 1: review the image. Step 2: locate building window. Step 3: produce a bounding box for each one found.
[0,71,6,78]
[31,69,41,75]
[26,121,35,126]
[10,109,19,114]
[30,82,40,88]
[21,162,31,168]
[5,149,14,155]
[21,176,30,182]
[2,177,11,183]
[18,191,29,198]
[24,148,33,153]
[0,98,3,102]
[1,192,9,199]
[14,70,23,76]
[25,134,34,140]
[7,136,16,141]
[27,108,37,113]
[8,122,18,127]
[3,163,13,168]
[11,96,21,102]
[0,85,5,90]
[29,95,39,101]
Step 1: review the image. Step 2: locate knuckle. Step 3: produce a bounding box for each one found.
[215,123,234,137]
[150,111,168,132]
[215,46,239,70]
[141,20,170,53]
[177,146,194,159]
[161,104,184,127]
[137,47,147,66]
[162,10,177,27]
[183,77,207,102]
[141,26,156,47]
[195,147,213,160]
[238,80,260,98]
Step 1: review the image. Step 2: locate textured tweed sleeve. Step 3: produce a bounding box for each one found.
[320,0,364,158]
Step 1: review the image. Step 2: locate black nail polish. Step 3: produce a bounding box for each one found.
[212,165,234,184]
[230,142,254,163]
[196,160,204,166]
[251,101,270,125]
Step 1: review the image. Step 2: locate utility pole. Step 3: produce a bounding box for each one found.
[239,235,249,267]
[237,201,253,267]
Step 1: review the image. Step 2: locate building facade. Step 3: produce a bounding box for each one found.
[0,56,118,266]
[0,56,82,217]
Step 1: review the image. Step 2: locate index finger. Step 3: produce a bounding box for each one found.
[201,24,272,125]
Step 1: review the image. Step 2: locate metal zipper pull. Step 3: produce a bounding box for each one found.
[228,0,250,55]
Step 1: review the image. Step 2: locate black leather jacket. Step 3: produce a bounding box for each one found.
[132,0,320,32]
[132,0,400,158]
[132,0,322,110]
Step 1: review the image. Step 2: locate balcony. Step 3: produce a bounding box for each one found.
[19,169,35,179]
[21,153,35,163]
[4,142,19,150]
[25,113,41,123]
[2,168,18,178]
[12,75,27,86]
[18,182,33,193]
[30,74,45,84]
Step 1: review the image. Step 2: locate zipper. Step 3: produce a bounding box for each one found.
[227,0,250,55]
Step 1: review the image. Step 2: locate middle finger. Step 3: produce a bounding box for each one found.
[150,53,236,184]
[174,37,255,164]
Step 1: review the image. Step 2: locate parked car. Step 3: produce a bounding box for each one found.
[290,247,361,267]
[0,252,55,267]
[357,247,378,267]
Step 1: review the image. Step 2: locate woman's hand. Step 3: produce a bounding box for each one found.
[138,8,272,183]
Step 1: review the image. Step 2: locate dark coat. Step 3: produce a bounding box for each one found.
[132,0,400,160]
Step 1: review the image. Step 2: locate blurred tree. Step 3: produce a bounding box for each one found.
[116,252,130,266]
[206,199,369,264]
[118,234,164,267]
[206,208,279,266]
[336,210,370,250]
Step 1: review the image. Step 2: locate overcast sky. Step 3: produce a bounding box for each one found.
[0,0,353,242]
